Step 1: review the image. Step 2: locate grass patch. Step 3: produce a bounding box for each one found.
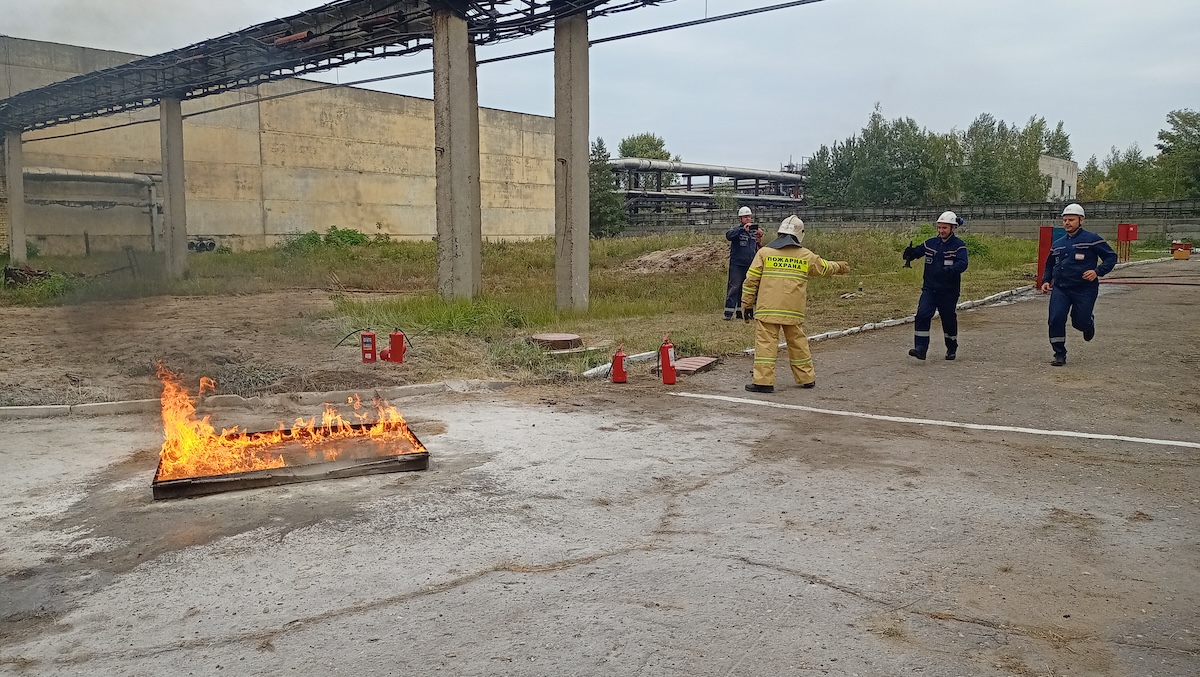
[2,227,1043,381]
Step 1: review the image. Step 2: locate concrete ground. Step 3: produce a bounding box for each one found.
[1,260,1198,676]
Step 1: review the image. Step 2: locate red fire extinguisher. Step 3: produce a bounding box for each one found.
[611,344,627,383]
[360,330,377,363]
[659,334,677,385]
[379,329,409,363]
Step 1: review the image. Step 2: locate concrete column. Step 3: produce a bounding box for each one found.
[160,98,188,278]
[432,9,482,299]
[3,130,26,265]
[554,13,590,311]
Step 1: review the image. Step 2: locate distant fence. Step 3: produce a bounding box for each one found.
[624,200,1200,241]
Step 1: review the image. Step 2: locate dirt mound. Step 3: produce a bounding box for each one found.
[624,242,728,274]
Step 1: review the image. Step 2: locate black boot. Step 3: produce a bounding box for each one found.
[908,348,926,360]
[1083,325,1095,342]
[1050,355,1066,367]
[745,383,774,393]
[945,340,958,361]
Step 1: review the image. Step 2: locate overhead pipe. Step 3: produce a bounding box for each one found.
[23,166,163,252]
[23,166,158,186]
[609,158,806,184]
[621,189,805,205]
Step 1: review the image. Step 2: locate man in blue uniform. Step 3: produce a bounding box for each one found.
[724,206,763,320]
[903,211,969,360]
[1040,203,1118,366]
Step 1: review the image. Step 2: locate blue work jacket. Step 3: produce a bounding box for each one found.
[726,225,760,267]
[1042,228,1118,289]
[919,235,969,292]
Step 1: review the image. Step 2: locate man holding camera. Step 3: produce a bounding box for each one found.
[724,206,763,320]
[903,211,969,361]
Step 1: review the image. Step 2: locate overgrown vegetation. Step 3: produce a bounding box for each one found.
[0,226,1092,380]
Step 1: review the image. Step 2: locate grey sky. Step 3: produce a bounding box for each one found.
[2,0,1196,169]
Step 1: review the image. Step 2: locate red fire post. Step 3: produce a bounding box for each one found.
[1036,226,1055,291]
[1116,223,1138,262]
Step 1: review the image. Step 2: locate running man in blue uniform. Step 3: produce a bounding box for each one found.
[1040,203,1118,367]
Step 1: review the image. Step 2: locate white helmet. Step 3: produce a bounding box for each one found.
[778,215,805,243]
[1062,203,1085,218]
[738,206,752,217]
[936,210,960,226]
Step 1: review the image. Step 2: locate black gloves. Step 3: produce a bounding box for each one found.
[743,307,754,323]
[901,240,922,268]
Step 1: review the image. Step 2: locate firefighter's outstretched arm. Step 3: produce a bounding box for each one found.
[811,256,851,278]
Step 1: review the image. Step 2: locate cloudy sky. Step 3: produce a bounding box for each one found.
[2,0,1196,168]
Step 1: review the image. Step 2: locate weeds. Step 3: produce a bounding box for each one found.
[2,227,1047,380]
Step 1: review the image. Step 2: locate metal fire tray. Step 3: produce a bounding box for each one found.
[152,424,428,500]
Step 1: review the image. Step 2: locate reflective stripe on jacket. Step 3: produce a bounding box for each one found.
[1042,228,1118,289]
[920,235,969,292]
[741,245,849,326]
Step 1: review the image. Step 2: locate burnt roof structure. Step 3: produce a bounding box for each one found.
[0,0,662,132]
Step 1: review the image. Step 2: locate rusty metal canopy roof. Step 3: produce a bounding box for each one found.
[0,0,662,132]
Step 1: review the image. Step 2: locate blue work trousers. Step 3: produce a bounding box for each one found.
[914,288,959,352]
[1048,285,1097,358]
[725,263,750,317]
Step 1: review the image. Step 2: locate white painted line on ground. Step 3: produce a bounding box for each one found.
[674,392,1200,450]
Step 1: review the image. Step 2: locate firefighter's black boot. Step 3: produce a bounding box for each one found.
[908,348,926,360]
[745,383,774,393]
[945,339,958,361]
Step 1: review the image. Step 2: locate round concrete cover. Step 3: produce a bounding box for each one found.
[531,333,583,349]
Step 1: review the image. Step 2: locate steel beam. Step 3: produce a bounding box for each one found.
[0,1,662,133]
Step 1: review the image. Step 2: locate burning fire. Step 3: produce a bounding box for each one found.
[156,364,426,481]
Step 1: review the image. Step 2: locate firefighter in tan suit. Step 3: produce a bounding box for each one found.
[741,216,850,393]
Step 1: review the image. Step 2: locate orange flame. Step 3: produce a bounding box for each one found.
[155,364,425,482]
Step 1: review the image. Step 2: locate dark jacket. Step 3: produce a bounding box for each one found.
[907,235,969,292]
[726,225,760,267]
[1042,228,1118,289]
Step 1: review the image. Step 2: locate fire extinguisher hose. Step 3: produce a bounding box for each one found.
[334,327,373,348]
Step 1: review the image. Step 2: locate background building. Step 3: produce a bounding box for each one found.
[1038,154,1078,201]
[0,36,555,255]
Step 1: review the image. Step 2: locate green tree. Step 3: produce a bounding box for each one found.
[962,114,1053,203]
[1077,155,1105,201]
[961,114,1010,203]
[804,106,962,207]
[1042,120,1073,160]
[617,132,680,189]
[1098,144,1163,201]
[1156,109,1200,199]
[589,137,627,238]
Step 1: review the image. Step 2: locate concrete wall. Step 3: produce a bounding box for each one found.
[1039,154,1078,201]
[0,36,555,255]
